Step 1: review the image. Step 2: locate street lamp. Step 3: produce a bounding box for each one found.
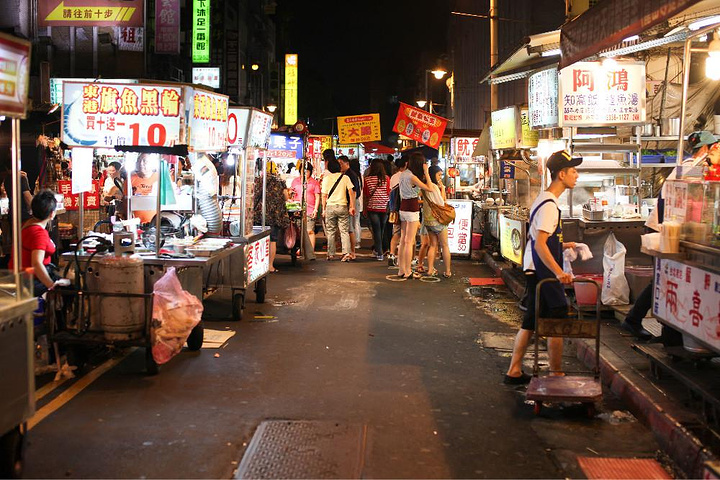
[422,67,448,113]
[266,104,277,113]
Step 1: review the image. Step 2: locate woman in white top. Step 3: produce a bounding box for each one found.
[321,158,356,261]
[396,152,434,279]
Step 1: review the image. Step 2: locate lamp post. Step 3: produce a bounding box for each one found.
[418,67,448,113]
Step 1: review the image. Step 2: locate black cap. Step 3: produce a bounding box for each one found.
[547,150,582,176]
[687,131,717,151]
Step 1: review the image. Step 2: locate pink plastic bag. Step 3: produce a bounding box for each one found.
[151,267,203,364]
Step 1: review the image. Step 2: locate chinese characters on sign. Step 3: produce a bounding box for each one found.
[227,107,250,148]
[268,134,303,159]
[391,102,448,149]
[192,0,210,63]
[247,109,273,148]
[491,107,519,150]
[57,180,101,210]
[284,54,298,125]
[653,258,720,352]
[528,68,558,129]
[446,200,472,255]
[520,109,538,148]
[192,67,221,89]
[0,33,31,119]
[116,27,143,51]
[155,0,179,55]
[38,0,144,26]
[559,61,646,126]
[186,89,229,152]
[451,137,479,161]
[337,114,381,144]
[62,82,182,148]
[246,235,270,284]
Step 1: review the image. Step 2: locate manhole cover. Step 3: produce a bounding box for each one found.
[235,421,366,479]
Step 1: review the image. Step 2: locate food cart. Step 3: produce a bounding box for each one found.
[0,32,34,478]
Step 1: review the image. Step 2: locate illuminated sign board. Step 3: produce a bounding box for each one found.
[50,78,138,106]
[491,107,519,150]
[192,67,220,89]
[337,113,381,144]
[38,0,144,27]
[192,0,210,63]
[61,81,182,148]
[528,68,559,129]
[284,54,298,125]
[185,88,229,152]
[0,33,31,118]
[447,199,472,255]
[227,107,251,148]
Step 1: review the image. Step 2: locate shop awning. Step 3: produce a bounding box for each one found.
[481,30,560,85]
[559,0,719,69]
[362,142,396,154]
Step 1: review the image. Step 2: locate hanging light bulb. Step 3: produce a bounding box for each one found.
[706,38,720,80]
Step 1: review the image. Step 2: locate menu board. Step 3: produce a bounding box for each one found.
[491,107,519,150]
[247,109,273,148]
[559,61,646,126]
[62,82,182,148]
[528,68,559,129]
[447,199,472,255]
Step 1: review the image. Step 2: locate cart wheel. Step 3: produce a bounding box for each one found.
[255,278,267,304]
[0,424,25,478]
[533,401,542,415]
[145,347,159,375]
[187,323,204,351]
[232,293,245,321]
[585,403,596,418]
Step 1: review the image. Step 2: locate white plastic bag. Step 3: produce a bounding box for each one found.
[152,267,204,364]
[601,232,630,305]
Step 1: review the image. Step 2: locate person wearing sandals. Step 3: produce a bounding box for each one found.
[421,165,452,278]
[321,158,356,261]
[396,152,434,279]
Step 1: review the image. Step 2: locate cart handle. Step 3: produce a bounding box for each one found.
[535,277,602,318]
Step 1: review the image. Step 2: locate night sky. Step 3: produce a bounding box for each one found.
[275,0,450,137]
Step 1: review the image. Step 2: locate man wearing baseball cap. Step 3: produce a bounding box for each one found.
[504,150,581,384]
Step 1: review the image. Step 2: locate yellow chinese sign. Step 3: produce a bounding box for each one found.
[520,109,538,148]
[491,107,519,150]
[39,0,143,26]
[337,113,381,144]
[284,54,298,125]
[192,0,210,63]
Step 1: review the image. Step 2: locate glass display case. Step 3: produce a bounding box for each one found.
[662,178,720,247]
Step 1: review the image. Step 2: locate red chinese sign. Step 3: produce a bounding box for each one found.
[39,0,144,26]
[62,82,182,148]
[57,180,100,210]
[452,137,479,160]
[653,258,720,352]
[392,102,448,149]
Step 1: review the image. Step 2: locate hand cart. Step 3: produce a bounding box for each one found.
[526,278,603,417]
[274,209,302,266]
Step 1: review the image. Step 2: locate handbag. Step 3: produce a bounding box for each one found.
[422,191,456,225]
[284,222,298,249]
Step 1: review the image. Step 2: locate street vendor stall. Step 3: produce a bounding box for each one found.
[0,32,35,478]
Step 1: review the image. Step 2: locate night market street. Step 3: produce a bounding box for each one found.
[23,250,672,479]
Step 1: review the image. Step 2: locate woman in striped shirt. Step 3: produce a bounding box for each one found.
[363,158,391,261]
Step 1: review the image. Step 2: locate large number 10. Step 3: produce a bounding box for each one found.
[129,123,167,146]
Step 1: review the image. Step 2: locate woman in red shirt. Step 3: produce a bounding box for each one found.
[9,190,61,295]
[363,158,391,261]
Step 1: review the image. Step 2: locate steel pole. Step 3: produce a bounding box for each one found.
[11,118,21,296]
[490,0,498,112]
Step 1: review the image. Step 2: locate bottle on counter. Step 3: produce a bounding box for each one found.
[641,201,649,218]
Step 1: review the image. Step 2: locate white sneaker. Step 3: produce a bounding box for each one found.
[377,254,384,261]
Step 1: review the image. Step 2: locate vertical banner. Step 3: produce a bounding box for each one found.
[192,0,210,63]
[391,102,448,149]
[71,148,94,194]
[155,0,180,55]
[528,68,559,129]
[116,27,144,51]
[446,199,472,255]
[284,54,298,125]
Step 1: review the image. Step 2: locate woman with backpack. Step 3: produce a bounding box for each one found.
[363,158,391,261]
[421,165,452,278]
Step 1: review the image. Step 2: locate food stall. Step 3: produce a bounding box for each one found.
[0,32,34,478]
[449,135,485,196]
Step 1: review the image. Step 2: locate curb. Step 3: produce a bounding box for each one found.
[573,338,717,478]
[481,250,525,298]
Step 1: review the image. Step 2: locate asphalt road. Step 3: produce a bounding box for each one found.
[24,251,669,478]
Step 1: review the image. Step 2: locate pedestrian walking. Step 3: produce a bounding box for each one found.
[421,165,452,278]
[363,158,391,260]
[505,150,581,384]
[396,152,434,279]
[321,157,356,261]
[253,160,290,273]
[338,155,361,260]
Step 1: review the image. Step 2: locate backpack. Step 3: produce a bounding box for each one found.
[387,184,401,223]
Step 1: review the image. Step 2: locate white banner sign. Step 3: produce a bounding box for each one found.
[116,27,144,51]
[653,258,720,352]
[452,137,479,160]
[185,88,229,152]
[192,67,220,89]
[528,68,559,129]
[227,107,250,148]
[246,235,270,284]
[447,199,472,255]
[62,82,182,148]
[71,147,94,194]
[247,109,273,149]
[559,61,646,126]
